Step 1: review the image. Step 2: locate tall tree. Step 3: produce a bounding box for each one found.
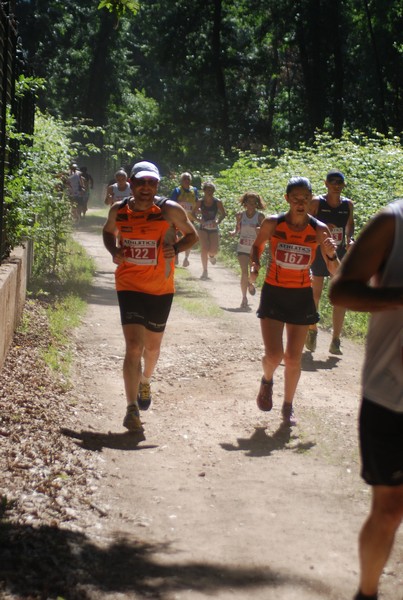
[211,0,230,151]
[14,0,403,170]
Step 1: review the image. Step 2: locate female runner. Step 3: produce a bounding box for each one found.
[250,177,339,425]
[194,181,226,280]
[231,191,266,309]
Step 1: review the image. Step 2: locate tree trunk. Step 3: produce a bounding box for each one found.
[84,10,115,126]
[362,0,387,132]
[295,0,325,136]
[330,0,344,137]
[211,0,230,150]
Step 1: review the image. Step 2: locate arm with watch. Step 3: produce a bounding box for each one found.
[162,201,198,260]
[319,224,341,274]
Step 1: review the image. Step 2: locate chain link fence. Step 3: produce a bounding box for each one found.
[0,1,35,263]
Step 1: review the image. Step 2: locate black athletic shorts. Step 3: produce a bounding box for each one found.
[257,282,319,325]
[311,245,347,277]
[359,397,403,486]
[117,291,174,332]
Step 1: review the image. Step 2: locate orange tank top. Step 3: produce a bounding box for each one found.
[115,198,176,294]
[266,214,318,288]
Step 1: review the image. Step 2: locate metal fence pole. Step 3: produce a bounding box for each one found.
[0,2,18,261]
[0,0,34,263]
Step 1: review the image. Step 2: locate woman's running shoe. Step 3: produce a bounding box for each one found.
[248,282,256,296]
[281,402,297,426]
[256,377,273,411]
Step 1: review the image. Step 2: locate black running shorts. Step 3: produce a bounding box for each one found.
[117,291,174,332]
[257,283,319,325]
[359,398,403,486]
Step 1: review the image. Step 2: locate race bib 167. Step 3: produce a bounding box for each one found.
[275,242,312,270]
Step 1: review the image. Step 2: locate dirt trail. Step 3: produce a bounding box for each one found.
[69,212,402,600]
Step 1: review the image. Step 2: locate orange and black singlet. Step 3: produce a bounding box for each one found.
[265,214,319,288]
[114,198,176,295]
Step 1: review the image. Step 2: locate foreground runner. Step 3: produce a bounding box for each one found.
[330,199,403,600]
[250,176,339,425]
[103,161,198,433]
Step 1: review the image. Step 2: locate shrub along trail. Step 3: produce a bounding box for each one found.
[1,213,402,600]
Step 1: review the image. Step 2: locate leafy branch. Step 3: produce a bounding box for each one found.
[97,0,139,27]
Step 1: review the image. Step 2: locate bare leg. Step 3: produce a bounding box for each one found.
[358,485,403,596]
[238,253,249,304]
[142,329,165,379]
[122,323,145,405]
[199,230,209,274]
[308,276,324,332]
[208,231,219,259]
[183,238,191,265]
[332,304,346,340]
[260,318,285,381]
[122,325,165,404]
[283,324,309,405]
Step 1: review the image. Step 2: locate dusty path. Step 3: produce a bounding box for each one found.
[69,212,402,600]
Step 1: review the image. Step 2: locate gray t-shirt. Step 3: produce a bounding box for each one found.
[362,199,403,412]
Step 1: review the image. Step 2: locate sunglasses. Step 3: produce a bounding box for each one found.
[327,178,344,185]
[132,178,158,186]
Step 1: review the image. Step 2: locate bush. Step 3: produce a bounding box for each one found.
[5,106,73,274]
[211,130,403,338]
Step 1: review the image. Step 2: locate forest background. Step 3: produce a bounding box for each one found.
[5,0,403,325]
[3,3,403,595]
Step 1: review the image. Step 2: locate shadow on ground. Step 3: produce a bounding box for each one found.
[0,522,333,599]
[221,304,253,313]
[60,428,155,452]
[220,425,316,457]
[301,352,341,372]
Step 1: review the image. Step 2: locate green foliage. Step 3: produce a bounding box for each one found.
[30,238,95,298]
[5,108,73,272]
[216,131,403,250]
[15,0,403,169]
[29,114,73,275]
[104,89,160,166]
[42,294,87,376]
[29,239,95,377]
[175,269,223,318]
[5,76,103,276]
[98,0,139,19]
[212,130,403,339]
[317,279,369,340]
[14,75,46,98]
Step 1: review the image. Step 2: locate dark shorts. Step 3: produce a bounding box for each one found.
[359,398,403,486]
[199,227,218,234]
[73,194,86,208]
[117,291,174,332]
[257,283,319,325]
[311,245,347,277]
